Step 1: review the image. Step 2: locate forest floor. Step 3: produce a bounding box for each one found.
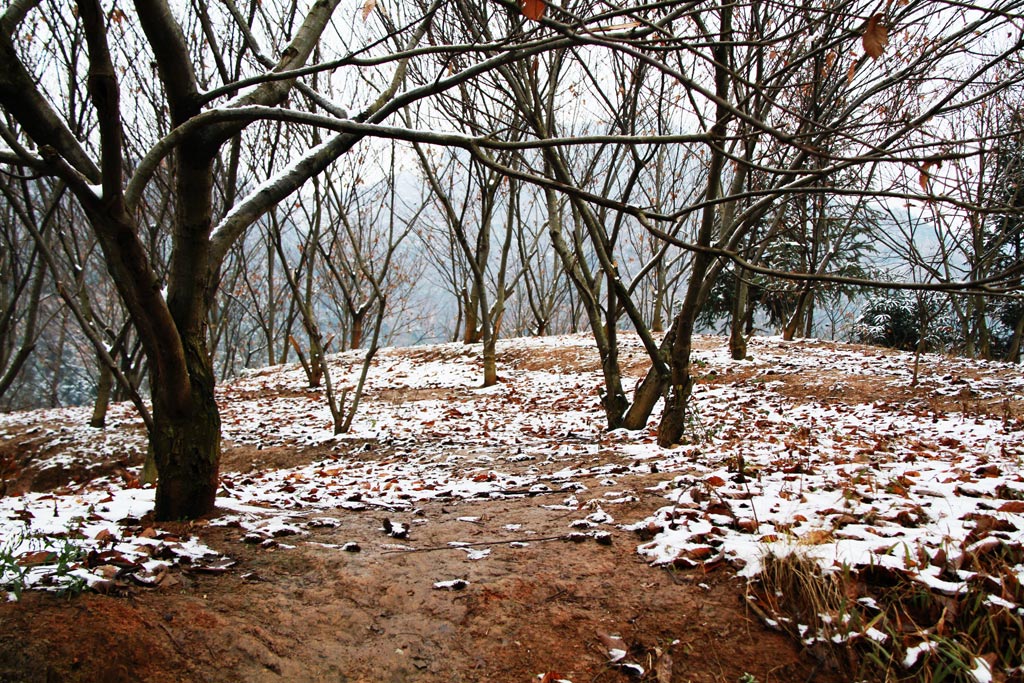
[0,333,1022,683]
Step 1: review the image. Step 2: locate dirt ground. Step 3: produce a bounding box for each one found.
[0,465,838,683]
[2,335,1019,683]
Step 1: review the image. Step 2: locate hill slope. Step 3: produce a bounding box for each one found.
[1,334,1021,682]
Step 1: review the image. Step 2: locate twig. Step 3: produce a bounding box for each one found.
[382,534,570,553]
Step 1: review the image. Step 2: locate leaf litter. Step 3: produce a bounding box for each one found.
[1,333,1022,681]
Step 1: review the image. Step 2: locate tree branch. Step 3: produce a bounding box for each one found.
[0,0,41,37]
[0,29,100,182]
[78,0,125,206]
[133,0,202,125]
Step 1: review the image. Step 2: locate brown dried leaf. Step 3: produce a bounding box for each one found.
[998,500,1024,513]
[919,160,941,191]
[361,0,376,22]
[684,546,716,561]
[799,528,834,545]
[597,632,629,662]
[17,550,57,567]
[655,650,674,683]
[520,0,545,21]
[863,14,889,59]
[737,518,759,533]
[847,60,859,85]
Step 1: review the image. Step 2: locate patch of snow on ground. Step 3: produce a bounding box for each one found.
[1,334,1021,631]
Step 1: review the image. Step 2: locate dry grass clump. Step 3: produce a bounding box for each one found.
[750,547,1024,683]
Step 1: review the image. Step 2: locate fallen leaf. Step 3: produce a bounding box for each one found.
[684,546,716,561]
[17,550,57,567]
[736,518,758,533]
[654,649,673,683]
[975,464,1002,477]
[94,528,116,543]
[597,632,628,662]
[799,529,833,545]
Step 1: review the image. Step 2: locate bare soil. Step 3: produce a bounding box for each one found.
[4,335,1017,683]
[0,472,834,683]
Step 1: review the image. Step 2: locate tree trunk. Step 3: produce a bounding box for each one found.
[89,362,113,428]
[651,264,667,333]
[351,310,364,350]
[306,324,325,388]
[973,295,991,359]
[483,339,498,386]
[658,305,700,447]
[729,272,749,360]
[1007,313,1024,363]
[657,0,731,447]
[782,286,812,341]
[463,285,482,344]
[151,337,220,521]
[622,324,675,430]
[48,310,68,407]
[622,364,667,430]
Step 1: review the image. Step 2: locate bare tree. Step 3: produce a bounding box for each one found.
[3,0,1023,519]
[0,0,421,518]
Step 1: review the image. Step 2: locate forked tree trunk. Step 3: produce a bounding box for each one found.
[657,1,731,447]
[658,300,702,447]
[729,272,749,360]
[621,324,675,430]
[622,361,667,430]
[782,286,812,341]
[151,337,220,520]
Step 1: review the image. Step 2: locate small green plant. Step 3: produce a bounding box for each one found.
[0,531,30,601]
[684,402,718,443]
[49,537,87,598]
[737,673,759,683]
[0,530,88,600]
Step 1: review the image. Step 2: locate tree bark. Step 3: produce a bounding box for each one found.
[151,335,220,520]
[89,363,113,429]
[656,0,732,448]
[782,285,812,341]
[1007,312,1024,363]
[729,272,749,360]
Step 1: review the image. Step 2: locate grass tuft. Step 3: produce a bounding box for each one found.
[750,544,1024,683]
